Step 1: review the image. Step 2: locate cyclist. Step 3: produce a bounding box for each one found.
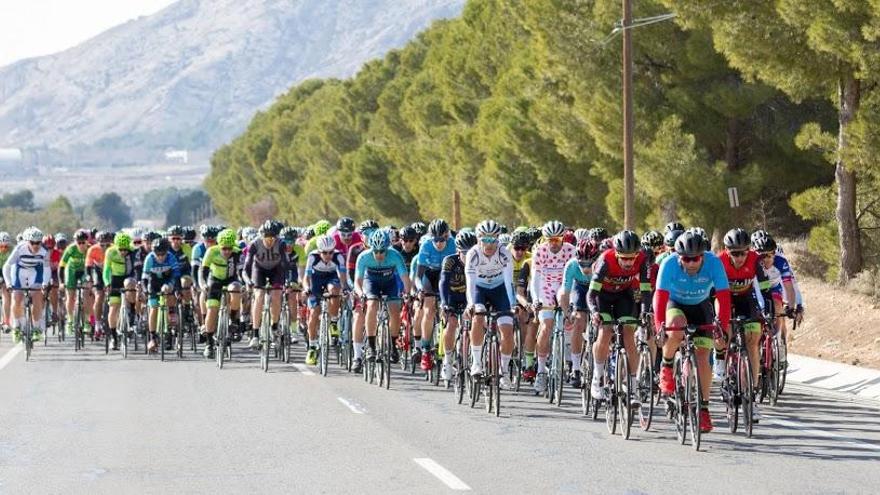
[0,231,11,331]
[166,226,194,318]
[142,237,181,352]
[43,234,62,324]
[2,227,51,342]
[191,225,219,329]
[201,229,244,358]
[87,231,113,339]
[439,231,477,380]
[654,231,731,433]
[530,220,576,394]
[557,239,602,388]
[587,230,651,404]
[304,219,332,254]
[303,234,348,365]
[753,234,798,369]
[353,229,412,372]
[465,220,516,389]
[414,219,457,371]
[510,230,537,380]
[60,229,93,337]
[280,226,304,342]
[243,220,289,349]
[104,232,137,350]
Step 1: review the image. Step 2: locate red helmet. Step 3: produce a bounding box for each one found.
[577,239,601,264]
[562,231,576,245]
[42,234,55,249]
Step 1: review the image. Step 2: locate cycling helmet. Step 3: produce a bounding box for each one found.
[199,224,211,237]
[751,229,770,243]
[475,219,503,237]
[55,233,67,243]
[573,228,590,243]
[205,226,221,240]
[42,234,55,249]
[498,233,511,245]
[510,230,531,249]
[641,230,663,249]
[152,238,171,254]
[613,230,641,255]
[131,228,145,242]
[675,231,705,257]
[166,225,183,237]
[588,227,609,242]
[98,231,114,243]
[723,228,750,250]
[336,216,356,234]
[358,219,379,233]
[114,232,132,250]
[428,218,450,238]
[500,224,509,234]
[313,220,332,236]
[541,220,565,238]
[386,225,400,243]
[400,226,418,241]
[455,231,477,251]
[577,239,602,263]
[368,229,391,251]
[0,232,10,244]
[664,229,683,247]
[316,235,336,252]
[259,219,283,237]
[752,235,777,253]
[562,231,576,245]
[527,227,542,243]
[74,229,90,242]
[280,226,299,242]
[411,221,428,237]
[182,226,196,242]
[217,229,237,248]
[145,231,162,243]
[664,221,685,234]
[686,227,710,251]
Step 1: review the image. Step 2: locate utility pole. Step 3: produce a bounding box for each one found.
[622,0,635,230]
[452,190,461,231]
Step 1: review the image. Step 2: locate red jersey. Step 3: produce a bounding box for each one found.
[718,250,770,296]
[589,249,650,293]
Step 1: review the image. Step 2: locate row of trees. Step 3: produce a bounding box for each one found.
[206,0,879,281]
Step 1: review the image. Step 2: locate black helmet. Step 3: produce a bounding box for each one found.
[641,230,663,249]
[259,219,283,237]
[752,235,777,253]
[664,229,683,248]
[499,224,509,234]
[454,231,477,251]
[511,230,531,249]
[411,221,428,237]
[723,228,750,250]
[358,219,379,233]
[97,231,114,243]
[280,226,299,242]
[675,231,705,257]
[74,229,90,242]
[428,218,450,238]
[751,229,770,244]
[166,225,183,237]
[199,224,211,236]
[336,216,356,234]
[613,230,641,255]
[400,226,418,241]
[152,237,171,254]
[182,226,196,241]
[145,231,162,243]
[664,221,685,234]
[588,227,609,242]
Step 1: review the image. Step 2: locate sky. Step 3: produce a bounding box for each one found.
[0,0,177,68]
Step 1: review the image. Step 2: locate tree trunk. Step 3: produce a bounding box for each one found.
[725,117,739,171]
[836,72,862,283]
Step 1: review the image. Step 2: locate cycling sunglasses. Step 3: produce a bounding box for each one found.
[729,250,748,258]
[680,255,703,263]
[481,236,498,244]
[373,249,387,255]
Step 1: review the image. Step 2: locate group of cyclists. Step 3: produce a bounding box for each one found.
[0,215,804,438]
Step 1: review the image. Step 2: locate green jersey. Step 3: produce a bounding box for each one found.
[202,245,241,281]
[61,244,87,273]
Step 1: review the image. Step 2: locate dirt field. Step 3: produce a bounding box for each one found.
[791,277,880,369]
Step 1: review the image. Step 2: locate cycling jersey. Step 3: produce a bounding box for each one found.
[345,241,367,281]
[202,245,241,283]
[416,238,456,293]
[102,246,134,284]
[142,252,181,305]
[355,248,408,281]
[332,231,363,260]
[169,246,191,279]
[245,239,288,271]
[60,244,87,274]
[718,250,770,296]
[511,250,531,284]
[764,254,793,293]
[439,253,467,310]
[654,252,731,332]
[530,242,576,306]
[0,247,10,282]
[562,258,591,292]
[2,242,50,289]
[399,245,419,270]
[464,245,515,308]
[305,250,346,277]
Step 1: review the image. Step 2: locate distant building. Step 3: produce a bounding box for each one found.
[164,149,189,164]
[0,148,22,163]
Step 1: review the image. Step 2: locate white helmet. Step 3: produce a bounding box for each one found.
[475,219,502,237]
[574,228,589,243]
[0,231,10,243]
[542,220,565,238]
[131,228,145,241]
[27,227,44,243]
[316,235,336,252]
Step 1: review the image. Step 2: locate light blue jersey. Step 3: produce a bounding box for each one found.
[656,252,728,305]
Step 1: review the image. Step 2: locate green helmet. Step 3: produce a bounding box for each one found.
[217,229,237,248]
[313,220,332,236]
[114,232,132,250]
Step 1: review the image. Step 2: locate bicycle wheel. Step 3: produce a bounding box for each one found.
[725,353,739,434]
[769,337,781,406]
[512,322,522,393]
[673,355,686,445]
[377,323,386,388]
[686,353,702,451]
[159,309,166,362]
[24,306,33,361]
[740,349,754,438]
[217,315,227,369]
[617,348,632,439]
[261,321,270,373]
[581,349,593,416]
[384,321,393,390]
[74,305,83,352]
[758,335,769,403]
[104,318,110,354]
[492,338,501,417]
[319,317,329,377]
[44,303,50,347]
[778,335,788,395]
[605,359,618,435]
[470,344,481,409]
[120,309,129,359]
[554,329,565,407]
[637,348,654,431]
[455,332,468,405]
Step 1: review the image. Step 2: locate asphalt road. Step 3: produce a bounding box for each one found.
[0,332,878,494]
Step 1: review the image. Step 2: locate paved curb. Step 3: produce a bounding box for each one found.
[788,353,880,402]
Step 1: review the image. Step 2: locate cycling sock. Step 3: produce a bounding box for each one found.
[354,344,364,360]
[700,400,709,411]
[471,347,482,367]
[715,349,726,361]
[662,357,673,368]
[443,352,452,364]
[537,356,547,373]
[570,352,582,371]
[367,336,376,351]
[420,338,431,350]
[524,352,535,368]
[501,354,511,374]
[594,361,606,378]
[414,335,421,342]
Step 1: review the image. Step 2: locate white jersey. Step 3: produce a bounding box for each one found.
[464,245,515,307]
[2,242,50,289]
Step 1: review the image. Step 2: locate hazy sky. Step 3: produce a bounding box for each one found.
[0,0,176,68]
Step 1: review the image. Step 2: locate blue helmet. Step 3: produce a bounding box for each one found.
[368,229,391,251]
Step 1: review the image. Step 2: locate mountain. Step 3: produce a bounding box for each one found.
[0,0,464,161]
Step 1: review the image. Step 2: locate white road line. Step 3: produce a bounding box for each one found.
[337,397,365,414]
[413,458,471,491]
[0,344,23,371]
[767,416,880,452]
[292,363,316,376]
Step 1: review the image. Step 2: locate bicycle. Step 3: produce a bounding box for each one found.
[593,318,635,439]
[548,306,568,406]
[721,316,755,437]
[215,287,239,369]
[117,288,138,359]
[256,284,285,373]
[317,291,341,377]
[376,295,393,389]
[276,284,296,364]
[452,315,472,405]
[470,310,502,417]
[663,323,715,451]
[20,287,43,361]
[636,315,657,431]
[581,320,598,416]
[72,282,89,352]
[338,292,353,371]
[758,315,782,406]
[43,285,54,347]
[398,294,415,372]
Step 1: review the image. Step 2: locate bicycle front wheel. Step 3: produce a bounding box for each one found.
[617,348,631,439]
[686,353,702,451]
[741,349,754,438]
[319,318,329,377]
[637,348,654,431]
